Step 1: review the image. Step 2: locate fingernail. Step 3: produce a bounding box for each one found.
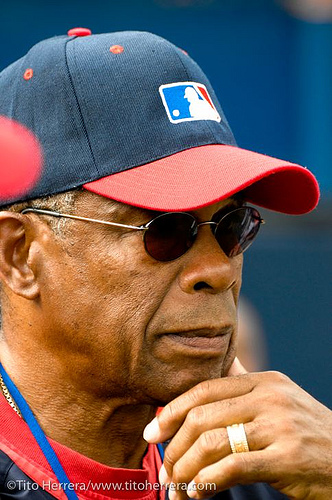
[168,487,177,500]
[143,417,160,442]
[187,481,198,498]
[159,464,170,485]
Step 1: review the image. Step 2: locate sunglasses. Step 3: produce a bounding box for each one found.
[21,206,264,262]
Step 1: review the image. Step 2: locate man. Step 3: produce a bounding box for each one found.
[0,28,331,500]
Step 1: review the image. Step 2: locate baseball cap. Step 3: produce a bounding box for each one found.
[0,28,319,214]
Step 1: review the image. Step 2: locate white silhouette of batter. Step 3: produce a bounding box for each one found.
[184,86,219,121]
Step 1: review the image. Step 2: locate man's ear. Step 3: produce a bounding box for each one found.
[0,211,40,300]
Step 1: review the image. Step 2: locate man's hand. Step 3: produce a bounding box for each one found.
[143,359,332,499]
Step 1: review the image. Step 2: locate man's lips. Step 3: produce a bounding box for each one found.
[159,326,233,353]
[161,326,233,338]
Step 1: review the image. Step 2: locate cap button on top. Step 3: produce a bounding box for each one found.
[67,27,92,37]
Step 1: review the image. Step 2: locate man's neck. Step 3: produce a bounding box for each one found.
[0,347,158,469]
[37,398,157,469]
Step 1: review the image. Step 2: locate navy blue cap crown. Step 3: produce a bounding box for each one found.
[0,30,236,206]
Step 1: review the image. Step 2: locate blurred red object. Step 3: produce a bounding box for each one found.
[0,116,43,202]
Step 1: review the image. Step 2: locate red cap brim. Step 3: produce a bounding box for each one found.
[83,144,320,215]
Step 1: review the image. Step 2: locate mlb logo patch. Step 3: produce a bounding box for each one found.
[159,82,221,124]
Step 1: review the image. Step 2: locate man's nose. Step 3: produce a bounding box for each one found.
[177,225,242,294]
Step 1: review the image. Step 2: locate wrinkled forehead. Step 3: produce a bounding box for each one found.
[76,189,242,222]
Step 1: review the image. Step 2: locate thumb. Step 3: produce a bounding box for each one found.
[227,357,248,376]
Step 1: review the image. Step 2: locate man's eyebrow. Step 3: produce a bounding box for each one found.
[231,192,245,205]
[103,201,158,224]
[103,194,244,223]
[211,197,244,221]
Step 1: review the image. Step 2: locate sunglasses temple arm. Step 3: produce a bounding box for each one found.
[21,208,146,231]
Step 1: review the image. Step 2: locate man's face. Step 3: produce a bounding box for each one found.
[36,191,243,405]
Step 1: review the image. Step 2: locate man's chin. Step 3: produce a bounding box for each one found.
[146,364,234,406]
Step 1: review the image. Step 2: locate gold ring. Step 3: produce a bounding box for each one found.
[226,423,250,453]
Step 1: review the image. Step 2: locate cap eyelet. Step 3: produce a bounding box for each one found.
[110,45,124,54]
[23,68,34,80]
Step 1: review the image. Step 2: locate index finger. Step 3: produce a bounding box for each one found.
[143,374,256,443]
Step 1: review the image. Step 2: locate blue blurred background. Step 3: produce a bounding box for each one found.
[1,0,331,407]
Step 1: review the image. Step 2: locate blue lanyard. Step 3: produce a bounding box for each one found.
[157,443,164,461]
[0,363,78,500]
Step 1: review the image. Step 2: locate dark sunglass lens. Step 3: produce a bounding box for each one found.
[215,207,261,257]
[144,213,197,262]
